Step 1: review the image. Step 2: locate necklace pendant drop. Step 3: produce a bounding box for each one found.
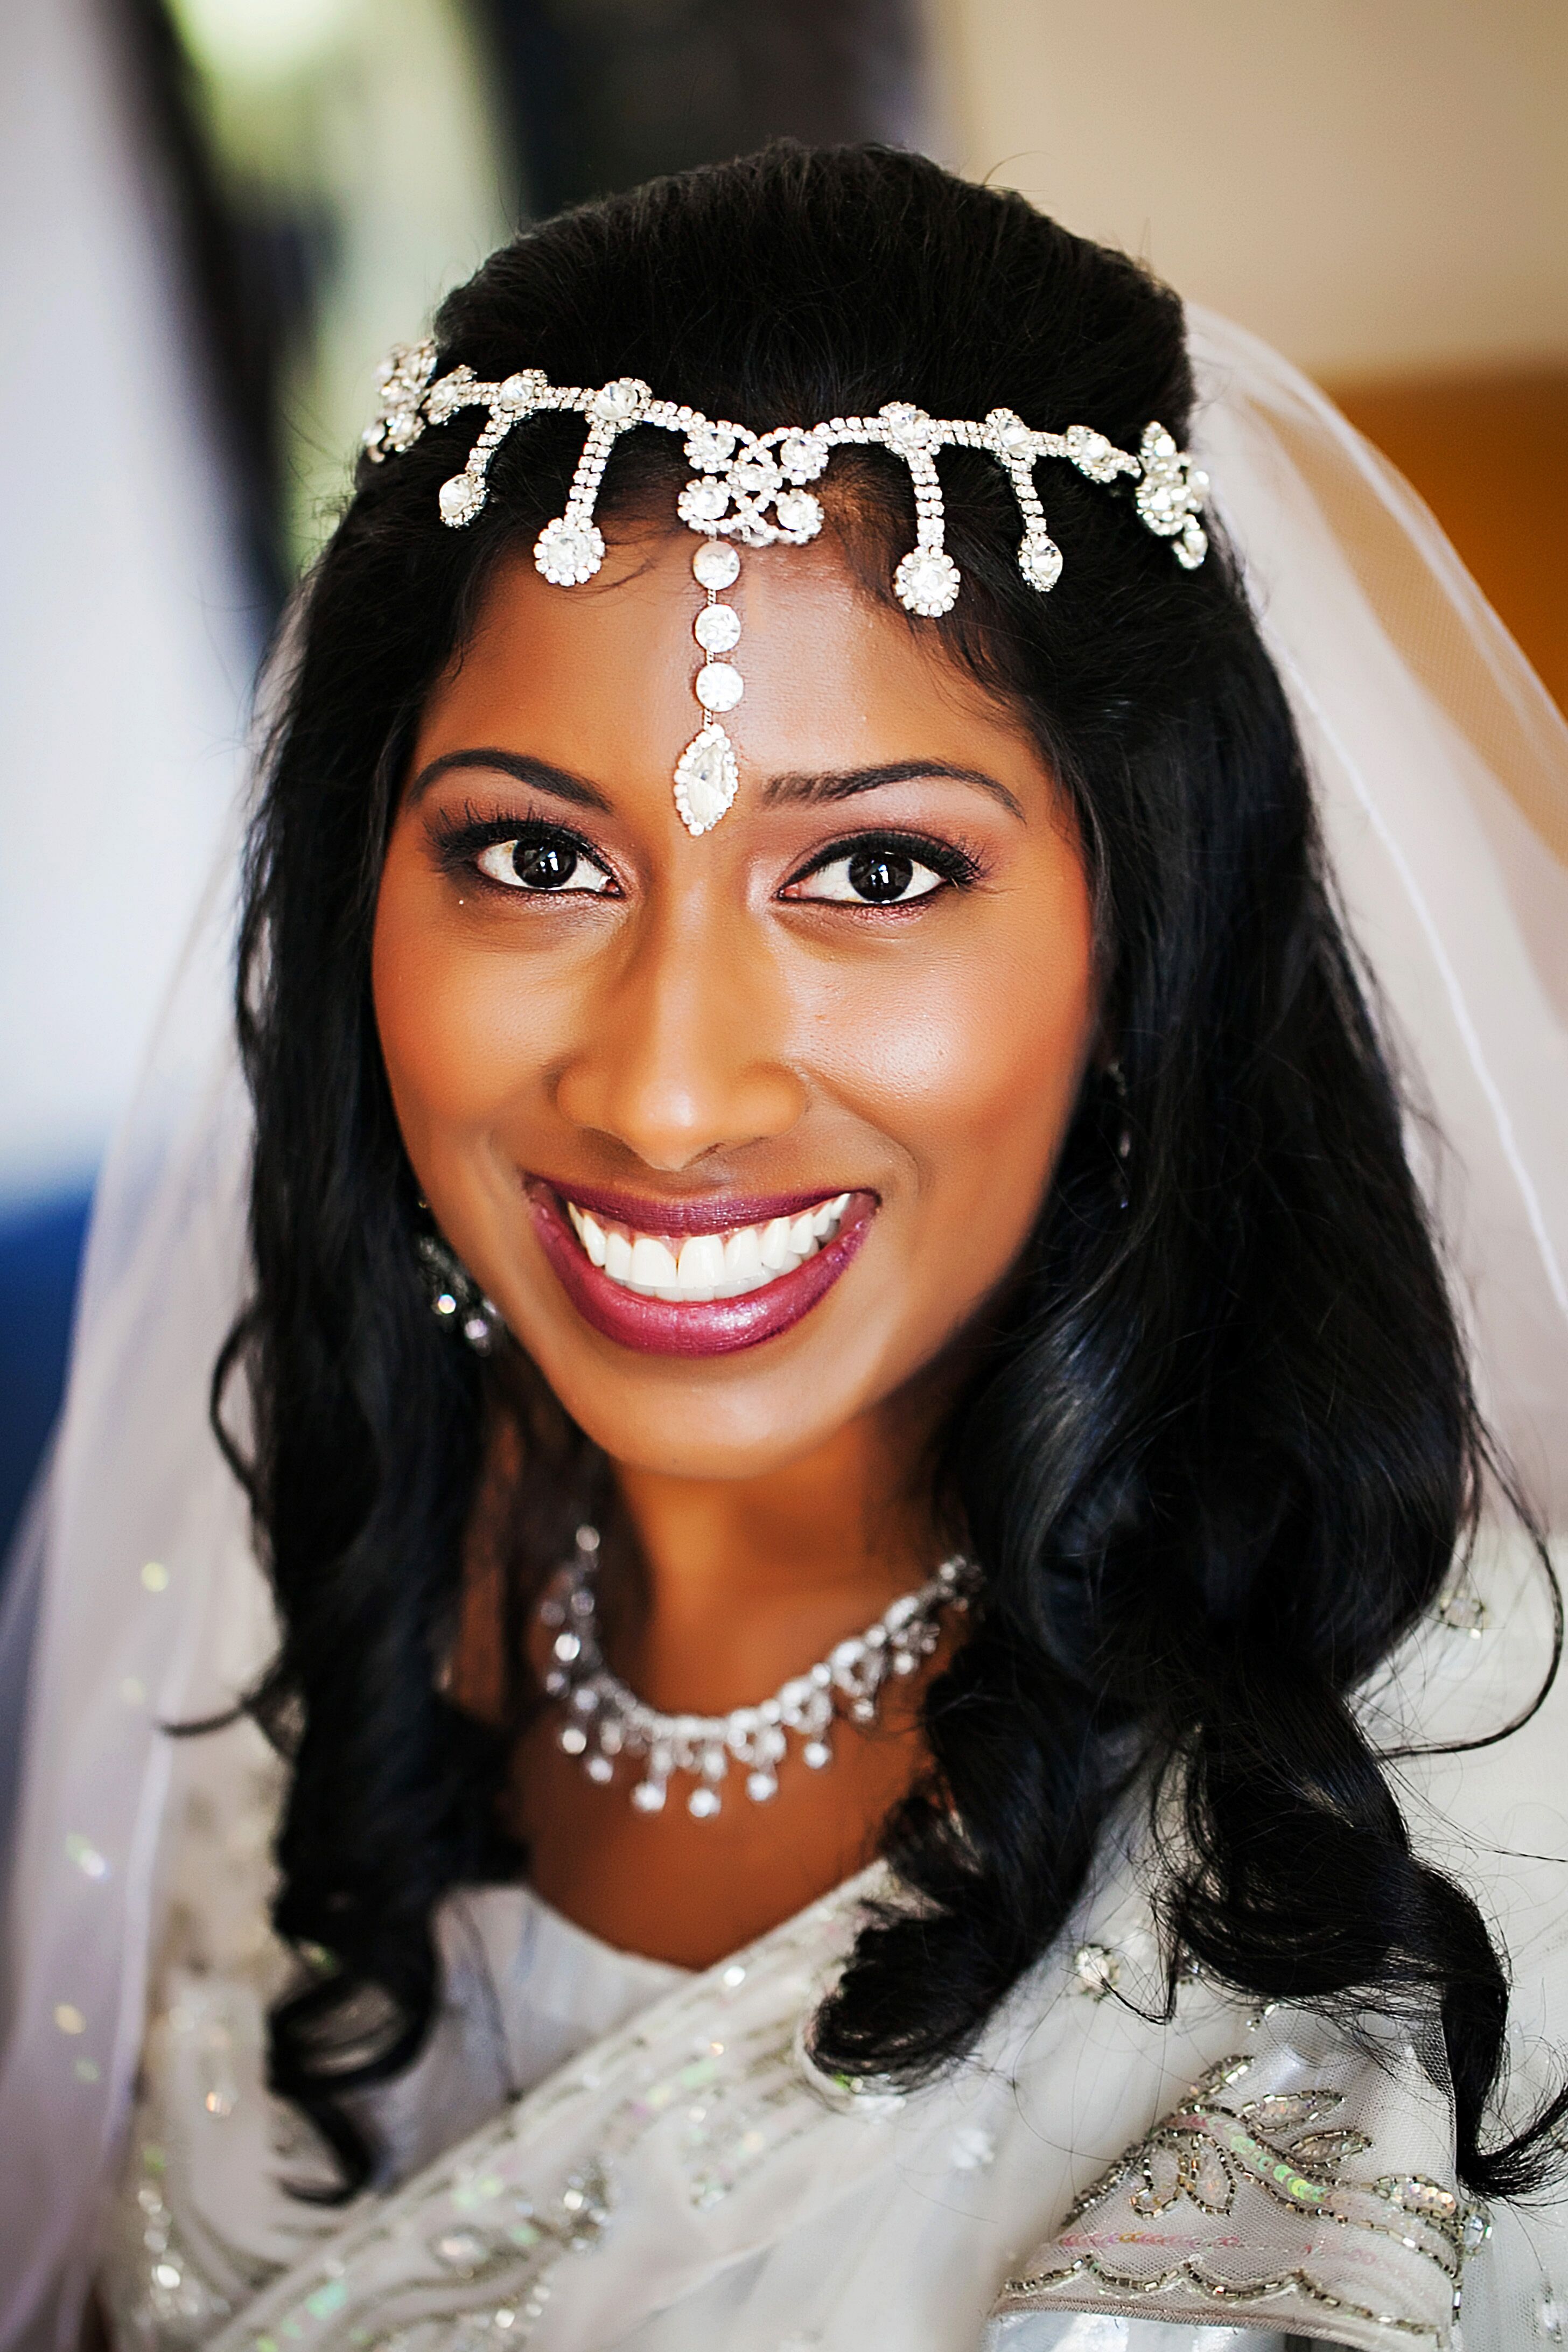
[542,1525,977,1819]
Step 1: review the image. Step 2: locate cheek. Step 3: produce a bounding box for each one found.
[372,847,541,1140]
[808,881,1096,1221]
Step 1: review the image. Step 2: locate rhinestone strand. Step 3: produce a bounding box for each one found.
[541,1527,977,1818]
[674,537,743,832]
[361,347,1208,835]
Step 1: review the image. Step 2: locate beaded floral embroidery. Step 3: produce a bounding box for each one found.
[996,2050,1485,2346]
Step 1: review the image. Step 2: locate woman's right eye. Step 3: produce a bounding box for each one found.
[474,835,613,894]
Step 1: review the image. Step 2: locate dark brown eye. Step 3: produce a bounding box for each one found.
[513,839,577,889]
[789,843,946,906]
[846,848,916,902]
[475,833,612,894]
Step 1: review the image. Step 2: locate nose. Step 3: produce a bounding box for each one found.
[552,899,808,1173]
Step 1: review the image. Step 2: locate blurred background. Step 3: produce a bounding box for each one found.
[2,0,1565,1563]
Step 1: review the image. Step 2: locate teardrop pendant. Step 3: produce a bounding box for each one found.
[673,720,739,836]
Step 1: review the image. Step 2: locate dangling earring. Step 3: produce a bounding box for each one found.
[416,1232,505,1354]
[1106,1060,1132,1212]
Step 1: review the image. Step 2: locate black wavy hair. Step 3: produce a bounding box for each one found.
[220,141,1563,2199]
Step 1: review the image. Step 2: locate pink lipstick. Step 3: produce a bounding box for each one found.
[526,1180,876,1356]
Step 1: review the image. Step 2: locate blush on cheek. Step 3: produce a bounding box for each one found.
[818,910,1094,1205]
[374,859,536,1139]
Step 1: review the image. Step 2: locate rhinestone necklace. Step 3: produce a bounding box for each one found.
[540,1525,977,1818]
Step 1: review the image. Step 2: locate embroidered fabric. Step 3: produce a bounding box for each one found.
[987,2019,1474,2349]
[102,1856,686,2344]
[106,1838,1308,2352]
[96,1530,1568,2352]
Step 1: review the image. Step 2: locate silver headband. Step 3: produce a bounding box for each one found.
[365,340,1209,835]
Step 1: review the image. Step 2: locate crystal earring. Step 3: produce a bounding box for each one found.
[416,1232,504,1354]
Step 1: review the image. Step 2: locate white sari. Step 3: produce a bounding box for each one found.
[96,1524,1568,2352]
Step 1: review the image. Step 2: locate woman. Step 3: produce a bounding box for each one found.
[3,145,1567,2351]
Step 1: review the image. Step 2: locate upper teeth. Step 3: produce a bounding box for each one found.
[565,1194,852,1301]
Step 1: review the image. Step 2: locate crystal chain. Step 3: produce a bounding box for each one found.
[365,350,1208,837]
[541,1526,977,1818]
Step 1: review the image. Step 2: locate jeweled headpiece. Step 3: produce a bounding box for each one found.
[365,340,1209,835]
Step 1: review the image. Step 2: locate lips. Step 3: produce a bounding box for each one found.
[526,1180,876,1356]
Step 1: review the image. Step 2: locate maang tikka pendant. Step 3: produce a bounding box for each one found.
[675,536,743,834]
[364,347,1210,837]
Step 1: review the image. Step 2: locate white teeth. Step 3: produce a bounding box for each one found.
[676,1234,726,1292]
[630,1235,680,1289]
[565,1194,857,1301]
[759,1216,796,1271]
[723,1224,764,1286]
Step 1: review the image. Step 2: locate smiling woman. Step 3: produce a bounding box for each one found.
[370,524,1097,1967]
[375,535,1093,1416]
[6,144,1568,2352]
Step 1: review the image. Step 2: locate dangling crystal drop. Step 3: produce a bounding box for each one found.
[438,472,486,527]
[674,722,739,836]
[534,515,606,585]
[692,538,741,590]
[694,603,741,654]
[894,546,961,616]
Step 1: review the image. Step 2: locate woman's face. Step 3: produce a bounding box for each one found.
[374,527,1097,1480]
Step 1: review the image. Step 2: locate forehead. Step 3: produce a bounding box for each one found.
[417,530,1048,797]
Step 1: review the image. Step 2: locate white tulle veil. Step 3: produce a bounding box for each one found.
[2,308,1566,2351]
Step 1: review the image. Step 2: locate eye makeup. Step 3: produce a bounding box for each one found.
[780,827,987,907]
[425,795,990,912]
[428,802,620,897]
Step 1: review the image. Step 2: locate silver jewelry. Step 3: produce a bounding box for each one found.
[365,345,1209,837]
[540,1523,977,1817]
[416,1231,505,1354]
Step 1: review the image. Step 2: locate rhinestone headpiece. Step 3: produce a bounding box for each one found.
[365,340,1209,836]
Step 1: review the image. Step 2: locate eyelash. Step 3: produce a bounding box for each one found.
[781,830,985,905]
[430,806,618,894]
[428,806,986,907]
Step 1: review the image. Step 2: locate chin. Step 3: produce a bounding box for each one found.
[511,1321,883,1481]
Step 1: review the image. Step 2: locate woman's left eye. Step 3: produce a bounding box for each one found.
[475,836,613,894]
[785,843,950,906]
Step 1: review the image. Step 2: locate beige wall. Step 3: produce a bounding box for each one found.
[932,0,1568,376]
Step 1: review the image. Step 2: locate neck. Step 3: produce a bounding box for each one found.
[606,1401,943,1717]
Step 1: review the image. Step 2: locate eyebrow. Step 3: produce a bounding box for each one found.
[760,759,1024,820]
[406,748,614,813]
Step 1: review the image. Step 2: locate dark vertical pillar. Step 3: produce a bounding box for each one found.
[102,0,295,611]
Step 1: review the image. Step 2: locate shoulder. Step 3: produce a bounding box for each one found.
[982,1526,1568,2352]
[990,1998,1475,2349]
[1374,1525,1568,2149]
